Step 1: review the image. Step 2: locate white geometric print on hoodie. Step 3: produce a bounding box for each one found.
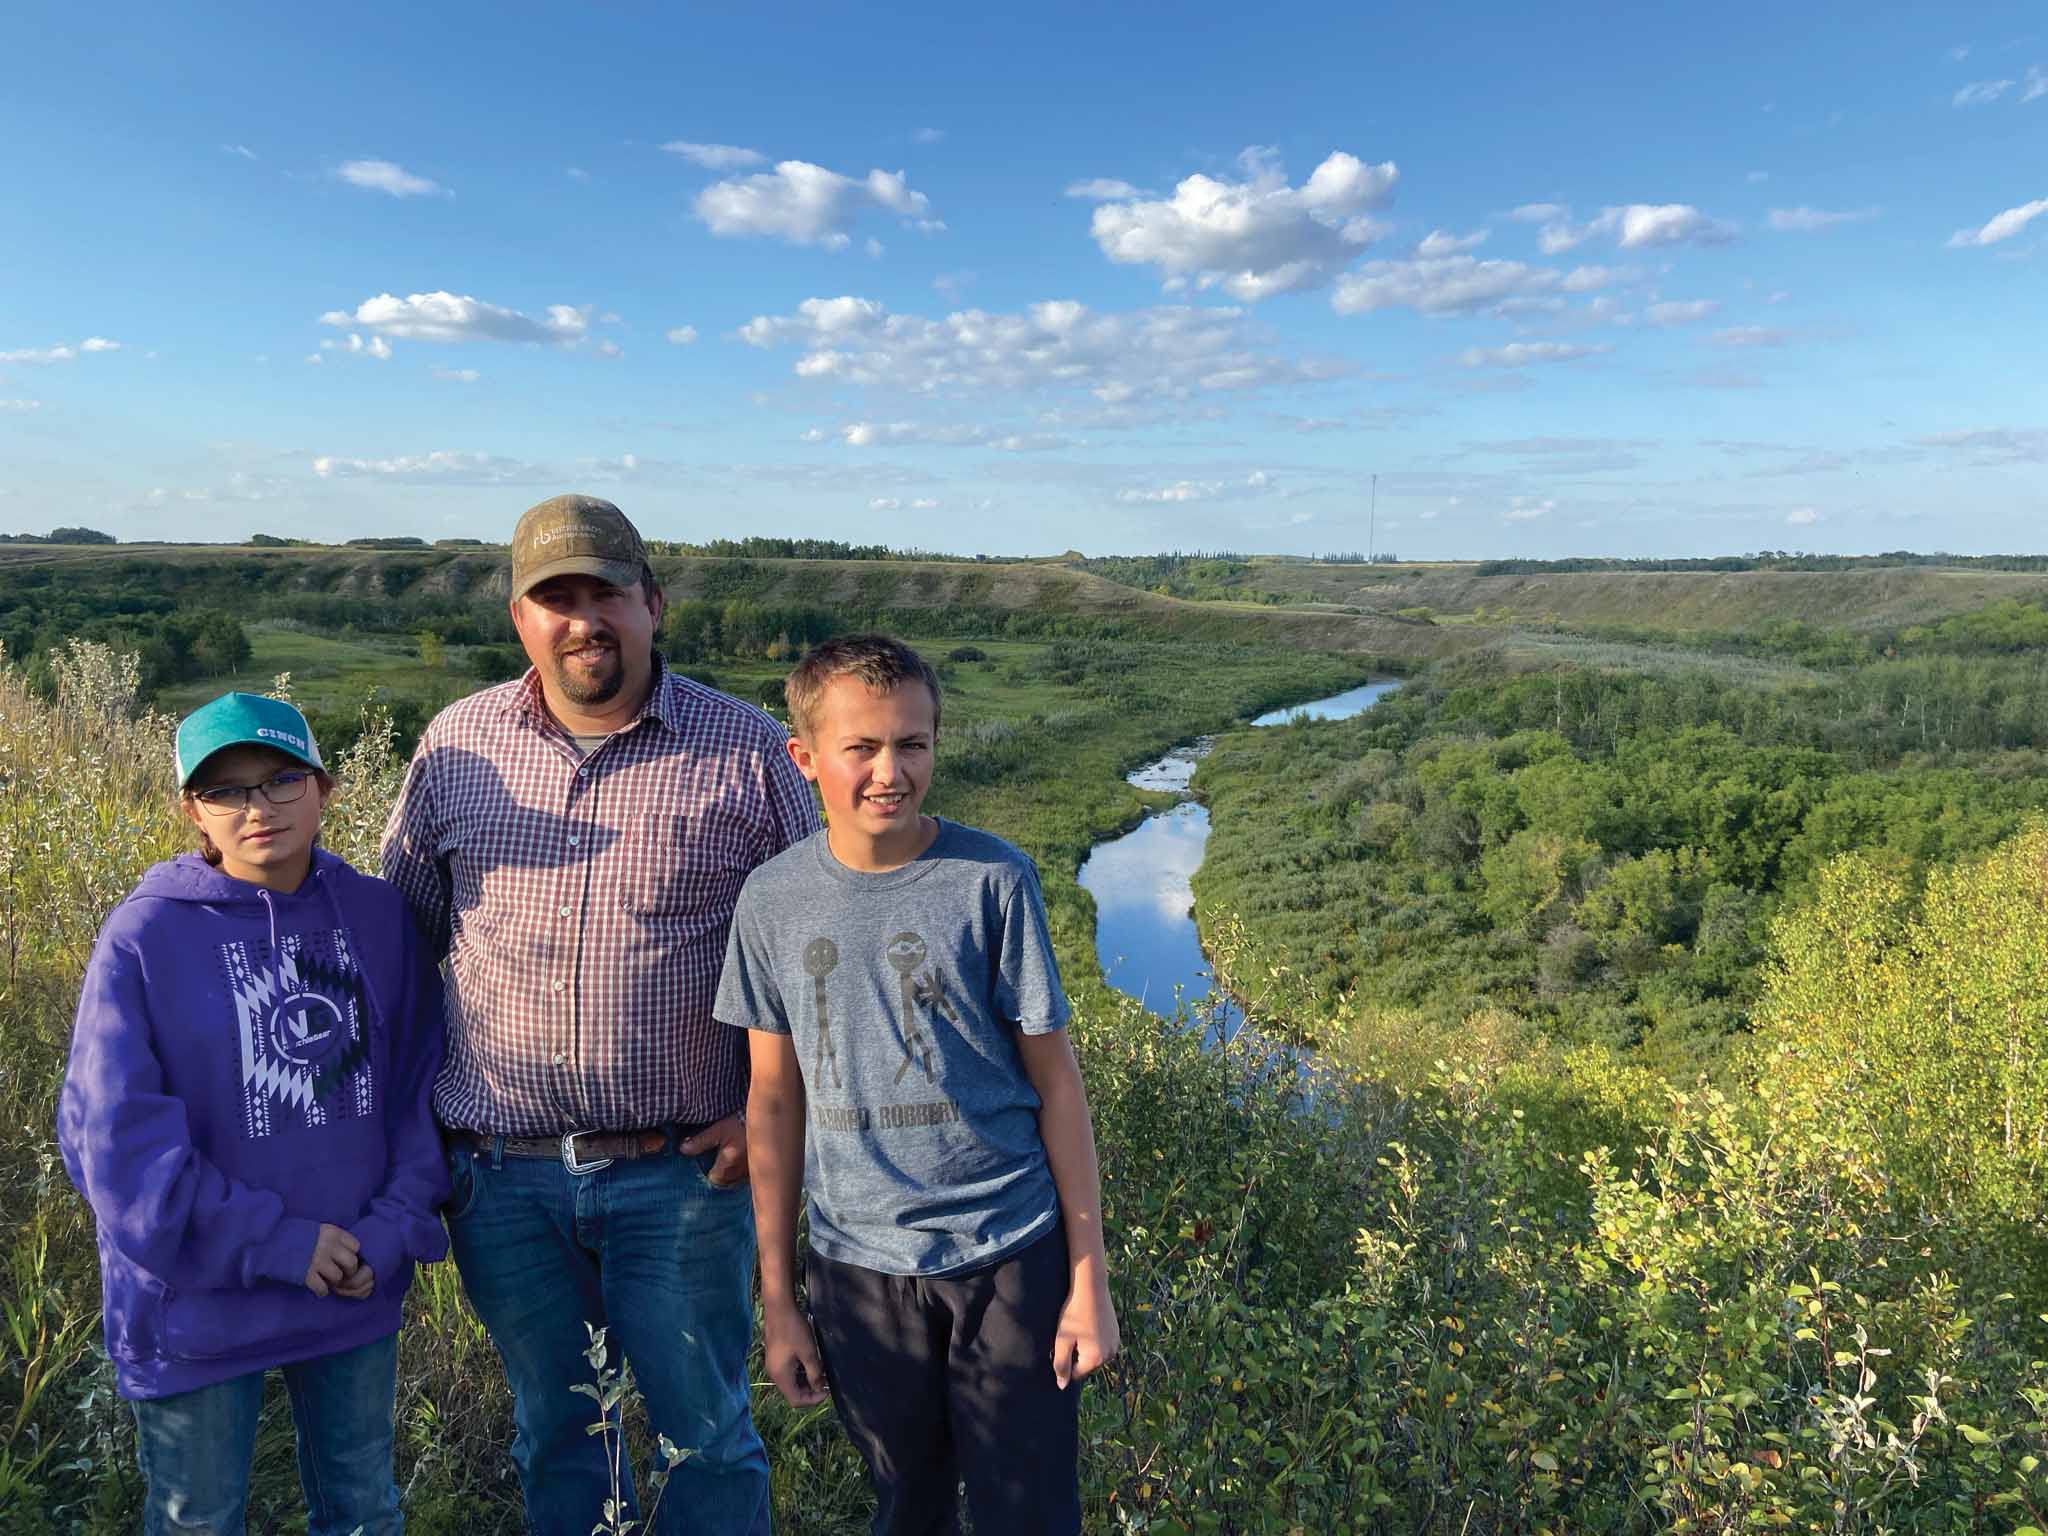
[221,928,375,1137]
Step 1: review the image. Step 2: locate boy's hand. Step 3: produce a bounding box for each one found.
[334,1261,376,1301]
[1052,1277,1120,1390]
[304,1223,361,1297]
[762,1297,830,1407]
[680,1115,749,1187]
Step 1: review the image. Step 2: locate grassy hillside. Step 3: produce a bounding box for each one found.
[0,543,1469,660]
[1220,558,2048,631]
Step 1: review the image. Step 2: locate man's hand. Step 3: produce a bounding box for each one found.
[334,1260,376,1301]
[680,1115,749,1187]
[762,1296,830,1407]
[1051,1276,1120,1390]
[304,1223,361,1298]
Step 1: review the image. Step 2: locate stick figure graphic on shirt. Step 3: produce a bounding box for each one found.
[802,937,843,1089]
[884,932,936,1084]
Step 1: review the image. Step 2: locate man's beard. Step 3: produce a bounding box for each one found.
[550,640,624,706]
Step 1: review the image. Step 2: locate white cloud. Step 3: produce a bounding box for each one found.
[1457,341,1610,368]
[319,291,591,347]
[314,450,534,483]
[0,398,38,410]
[912,127,945,145]
[139,472,298,508]
[1118,481,1218,503]
[809,420,1073,451]
[566,166,590,183]
[320,332,394,360]
[1416,228,1489,257]
[432,368,480,383]
[1503,497,1555,521]
[0,338,123,365]
[665,325,698,345]
[222,143,258,161]
[737,294,1344,405]
[1534,203,1737,253]
[335,159,446,198]
[1644,298,1721,326]
[1507,203,1565,223]
[1915,426,2048,464]
[2025,67,2047,103]
[1949,44,1972,62]
[868,497,902,511]
[1116,471,1276,505]
[311,449,648,485]
[595,339,623,359]
[1710,326,1792,347]
[694,161,937,248]
[1066,178,1147,201]
[1768,206,1880,232]
[1786,506,1822,525]
[661,141,765,169]
[1947,200,2048,247]
[1088,147,1398,300]
[1953,79,2015,107]
[1332,254,1622,316]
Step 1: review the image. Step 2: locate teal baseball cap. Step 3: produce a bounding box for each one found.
[175,693,325,787]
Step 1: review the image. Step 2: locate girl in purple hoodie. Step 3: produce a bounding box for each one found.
[58,693,448,1536]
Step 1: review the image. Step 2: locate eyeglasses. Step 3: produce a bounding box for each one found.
[189,771,312,815]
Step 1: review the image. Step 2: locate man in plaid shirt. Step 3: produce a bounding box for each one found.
[381,495,819,1536]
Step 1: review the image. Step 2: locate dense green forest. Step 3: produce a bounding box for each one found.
[1196,622,2048,1073]
[0,552,1327,760]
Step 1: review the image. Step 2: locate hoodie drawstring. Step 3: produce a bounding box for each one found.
[261,887,282,1005]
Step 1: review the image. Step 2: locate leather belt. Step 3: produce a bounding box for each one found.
[454,1124,710,1174]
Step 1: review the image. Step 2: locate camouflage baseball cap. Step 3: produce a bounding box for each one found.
[509,494,648,602]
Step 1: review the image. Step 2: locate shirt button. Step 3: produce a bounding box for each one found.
[551,980,565,993]
[558,905,572,917]
[568,834,580,847]
[552,1049,568,1065]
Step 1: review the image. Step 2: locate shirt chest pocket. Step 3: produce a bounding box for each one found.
[618,811,756,940]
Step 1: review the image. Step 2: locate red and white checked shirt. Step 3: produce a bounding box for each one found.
[379,665,821,1137]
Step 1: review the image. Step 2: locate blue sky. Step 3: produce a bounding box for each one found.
[1,1,2042,558]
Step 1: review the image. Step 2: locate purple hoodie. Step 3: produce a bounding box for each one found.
[58,848,449,1400]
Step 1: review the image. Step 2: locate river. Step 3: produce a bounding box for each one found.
[1076,680,1400,1042]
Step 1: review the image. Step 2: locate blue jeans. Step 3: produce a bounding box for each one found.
[445,1140,770,1536]
[130,1332,401,1536]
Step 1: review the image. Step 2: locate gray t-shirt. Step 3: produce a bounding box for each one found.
[715,818,1069,1276]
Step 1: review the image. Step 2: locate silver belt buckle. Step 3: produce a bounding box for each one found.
[561,1132,613,1175]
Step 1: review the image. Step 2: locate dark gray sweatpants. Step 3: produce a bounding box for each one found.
[806,1225,1081,1536]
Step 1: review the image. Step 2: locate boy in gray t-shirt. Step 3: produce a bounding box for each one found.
[716,634,1118,1536]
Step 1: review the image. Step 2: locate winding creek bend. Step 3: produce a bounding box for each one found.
[1078,680,1402,1041]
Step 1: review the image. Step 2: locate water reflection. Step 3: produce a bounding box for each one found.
[1250,680,1400,727]
[1124,738,1215,794]
[1080,679,1400,1032]
[1077,801,1241,1038]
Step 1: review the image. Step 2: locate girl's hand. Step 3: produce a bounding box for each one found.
[334,1260,376,1300]
[304,1223,361,1297]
